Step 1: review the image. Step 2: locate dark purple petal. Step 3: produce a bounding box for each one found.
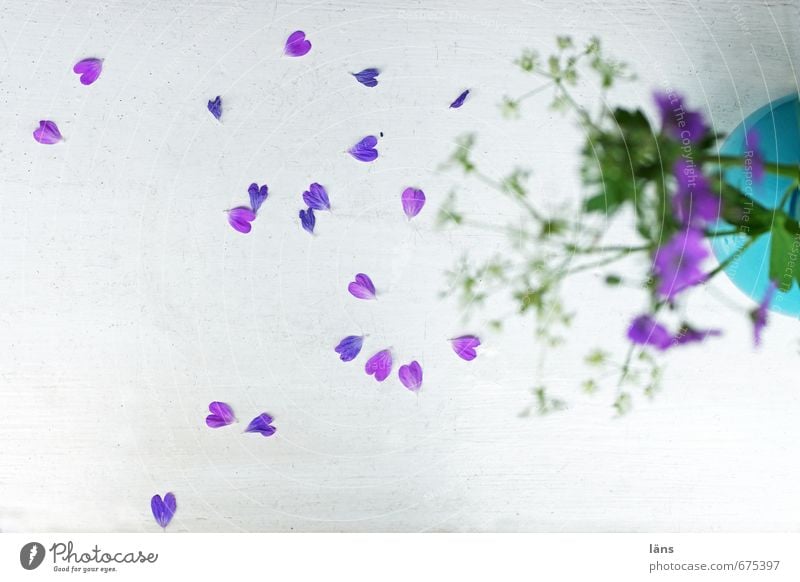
[206,401,236,428]
[752,281,777,346]
[299,208,316,234]
[745,129,765,184]
[653,91,707,143]
[626,315,673,350]
[335,335,364,362]
[449,89,470,109]
[73,57,103,85]
[653,227,709,300]
[245,413,276,437]
[207,95,222,120]
[227,206,256,233]
[673,160,719,226]
[33,120,62,144]
[151,493,176,529]
[248,183,269,213]
[284,30,311,57]
[348,135,379,162]
[352,68,380,87]
[401,187,426,219]
[365,349,392,382]
[398,360,423,391]
[451,335,480,360]
[303,183,331,211]
[348,273,376,300]
[672,325,722,346]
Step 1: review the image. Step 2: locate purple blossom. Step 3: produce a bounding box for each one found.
[207,95,222,120]
[653,228,709,300]
[73,58,103,85]
[745,129,765,184]
[751,281,777,346]
[248,183,269,213]
[365,349,392,382]
[449,89,470,109]
[299,208,315,234]
[227,206,256,233]
[245,413,276,437]
[284,30,311,57]
[33,120,62,144]
[151,492,176,529]
[348,135,379,162]
[451,335,480,361]
[626,315,674,350]
[303,183,331,211]
[401,187,426,219]
[653,91,707,143]
[348,273,376,300]
[205,401,236,428]
[398,361,423,392]
[352,68,380,87]
[673,159,720,226]
[672,325,722,346]
[335,335,364,361]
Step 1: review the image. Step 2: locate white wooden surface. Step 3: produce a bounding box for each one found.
[1,0,799,532]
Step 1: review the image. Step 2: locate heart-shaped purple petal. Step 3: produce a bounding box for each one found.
[284,30,311,57]
[449,89,470,109]
[398,360,423,392]
[245,413,276,437]
[207,95,222,120]
[299,208,316,234]
[73,58,103,85]
[451,335,481,361]
[205,401,236,428]
[151,492,176,529]
[249,183,269,213]
[401,187,426,219]
[352,68,380,87]
[365,349,392,382]
[335,335,364,361]
[303,183,331,211]
[348,273,376,300]
[348,135,379,162]
[228,206,256,233]
[33,120,62,144]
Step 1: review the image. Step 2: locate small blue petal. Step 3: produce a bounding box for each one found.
[334,335,364,362]
[449,89,470,109]
[207,95,222,119]
[352,68,380,88]
[299,207,316,234]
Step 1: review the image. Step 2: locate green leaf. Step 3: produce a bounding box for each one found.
[769,219,795,288]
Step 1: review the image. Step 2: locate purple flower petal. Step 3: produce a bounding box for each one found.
[299,207,316,234]
[451,335,480,360]
[205,401,236,428]
[365,349,392,382]
[672,325,722,346]
[248,183,269,213]
[284,30,311,57]
[653,91,707,143]
[653,227,709,300]
[207,95,222,120]
[752,281,777,346]
[73,57,103,85]
[449,89,470,109]
[245,413,276,437]
[352,68,380,87]
[398,360,423,392]
[348,273,376,300]
[227,206,256,233]
[335,335,364,362]
[348,135,379,162]
[303,183,331,211]
[151,492,176,529]
[33,120,62,144]
[401,187,426,219]
[626,315,673,350]
[673,160,720,226]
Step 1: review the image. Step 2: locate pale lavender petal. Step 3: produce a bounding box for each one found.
[245,413,276,437]
[398,360,423,392]
[348,135,379,162]
[299,207,316,234]
[401,187,426,219]
[284,30,311,57]
[206,401,236,428]
[335,335,364,361]
[352,68,380,87]
[365,349,392,382]
[207,95,222,120]
[449,89,470,109]
[249,183,269,213]
[151,493,176,529]
[348,273,376,299]
[303,183,331,211]
[451,335,480,360]
[227,206,256,233]
[73,57,103,85]
[33,120,62,144]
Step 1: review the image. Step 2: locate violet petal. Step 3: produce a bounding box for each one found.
[335,335,364,362]
[401,187,426,219]
[206,401,236,428]
[33,120,62,144]
[348,135,379,162]
[227,206,256,234]
[248,183,269,213]
[299,208,316,234]
[398,360,423,391]
[451,335,480,360]
[449,89,470,109]
[284,30,311,57]
[207,95,222,120]
[352,68,380,87]
[303,183,331,211]
[245,413,276,437]
[626,315,673,351]
[365,349,392,382]
[151,493,176,529]
[73,58,103,85]
[348,273,376,300]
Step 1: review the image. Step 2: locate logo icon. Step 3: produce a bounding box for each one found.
[20,542,45,570]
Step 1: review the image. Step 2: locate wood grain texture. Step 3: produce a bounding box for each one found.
[0,0,798,532]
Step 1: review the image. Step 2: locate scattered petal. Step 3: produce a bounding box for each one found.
[284,30,311,57]
[73,58,103,85]
[335,335,364,362]
[248,183,269,213]
[245,413,276,437]
[449,89,470,109]
[401,187,426,219]
[352,68,380,87]
[205,401,236,428]
[365,349,392,382]
[151,492,176,529]
[398,360,423,391]
[348,135,379,162]
[451,335,480,360]
[751,281,777,346]
[207,95,222,120]
[299,207,316,234]
[33,120,62,144]
[227,206,256,233]
[303,183,331,211]
[348,273,376,300]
